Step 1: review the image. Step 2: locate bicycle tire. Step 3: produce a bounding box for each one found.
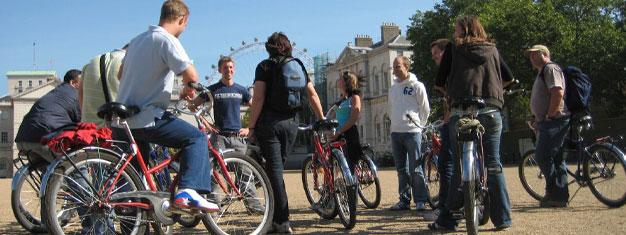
[177,214,201,228]
[332,150,357,230]
[478,184,490,226]
[302,156,337,219]
[356,153,381,209]
[202,151,274,235]
[584,144,626,207]
[463,180,478,235]
[42,148,148,235]
[422,152,440,209]
[518,150,546,201]
[11,162,47,234]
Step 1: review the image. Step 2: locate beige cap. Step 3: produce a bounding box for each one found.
[524,45,550,57]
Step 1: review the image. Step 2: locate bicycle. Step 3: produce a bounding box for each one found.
[39,82,274,234]
[519,114,626,207]
[355,143,381,209]
[11,151,51,233]
[447,97,491,235]
[300,119,357,229]
[407,114,443,210]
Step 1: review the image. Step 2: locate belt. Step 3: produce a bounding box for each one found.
[219,132,240,137]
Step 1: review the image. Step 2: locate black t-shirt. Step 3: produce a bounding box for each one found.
[435,43,514,88]
[254,55,311,121]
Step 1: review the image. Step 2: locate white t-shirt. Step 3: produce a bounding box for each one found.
[116,25,192,128]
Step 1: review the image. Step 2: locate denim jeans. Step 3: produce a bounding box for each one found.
[437,123,454,209]
[535,116,570,202]
[256,119,298,224]
[114,112,212,192]
[437,111,512,227]
[391,132,428,204]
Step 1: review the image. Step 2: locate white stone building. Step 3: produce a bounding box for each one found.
[325,23,414,156]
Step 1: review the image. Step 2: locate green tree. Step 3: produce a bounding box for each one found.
[407,0,626,120]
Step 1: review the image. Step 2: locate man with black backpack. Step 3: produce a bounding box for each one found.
[248,32,325,234]
[525,44,571,207]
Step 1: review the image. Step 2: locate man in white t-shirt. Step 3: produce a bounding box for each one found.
[116,0,218,212]
[388,56,431,211]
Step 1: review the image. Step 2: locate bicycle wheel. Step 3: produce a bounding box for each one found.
[302,156,337,219]
[518,150,546,201]
[584,145,626,207]
[42,148,148,235]
[332,150,357,229]
[422,152,440,209]
[463,179,478,235]
[11,162,47,233]
[202,151,274,235]
[356,154,381,209]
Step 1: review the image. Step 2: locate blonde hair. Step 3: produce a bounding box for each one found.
[341,71,365,96]
[454,15,492,45]
[160,0,189,23]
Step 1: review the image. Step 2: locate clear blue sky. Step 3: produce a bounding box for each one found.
[0,0,439,94]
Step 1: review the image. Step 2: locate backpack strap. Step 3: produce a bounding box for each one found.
[99,54,112,103]
[538,61,558,83]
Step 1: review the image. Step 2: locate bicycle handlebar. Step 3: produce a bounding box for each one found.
[174,82,214,116]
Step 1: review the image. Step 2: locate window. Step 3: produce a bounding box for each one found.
[383,67,390,91]
[18,81,22,86]
[360,125,364,138]
[39,80,43,85]
[376,123,381,142]
[0,111,7,120]
[0,159,7,171]
[398,50,404,56]
[372,67,378,95]
[29,80,32,87]
[1,132,8,143]
[18,87,22,93]
[384,114,391,141]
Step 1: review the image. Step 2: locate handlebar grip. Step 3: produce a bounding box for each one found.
[187,82,205,91]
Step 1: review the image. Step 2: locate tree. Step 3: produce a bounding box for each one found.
[407,0,626,120]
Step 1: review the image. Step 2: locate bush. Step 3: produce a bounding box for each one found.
[375,151,395,167]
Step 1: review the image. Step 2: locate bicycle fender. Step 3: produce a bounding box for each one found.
[363,154,379,178]
[39,146,121,198]
[587,142,626,163]
[11,164,31,191]
[461,141,475,182]
[332,148,356,186]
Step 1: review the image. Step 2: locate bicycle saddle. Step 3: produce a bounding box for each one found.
[450,96,486,109]
[97,102,141,121]
[313,119,339,131]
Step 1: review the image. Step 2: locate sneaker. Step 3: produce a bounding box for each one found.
[427,222,457,231]
[173,189,219,212]
[389,201,411,211]
[495,224,512,231]
[423,208,440,221]
[539,200,568,208]
[415,202,427,211]
[267,221,293,234]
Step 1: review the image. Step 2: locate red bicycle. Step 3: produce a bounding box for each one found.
[407,114,443,209]
[40,83,274,235]
[301,119,357,229]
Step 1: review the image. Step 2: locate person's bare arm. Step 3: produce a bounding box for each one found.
[547,87,564,119]
[179,64,199,100]
[306,82,325,120]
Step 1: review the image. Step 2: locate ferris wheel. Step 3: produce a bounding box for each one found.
[206,38,315,87]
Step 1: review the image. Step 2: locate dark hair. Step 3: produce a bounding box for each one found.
[265,32,292,57]
[341,71,365,96]
[63,69,82,83]
[430,38,451,51]
[218,56,234,68]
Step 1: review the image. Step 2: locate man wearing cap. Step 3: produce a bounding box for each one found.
[525,44,571,207]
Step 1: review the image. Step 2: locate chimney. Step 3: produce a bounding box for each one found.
[355,34,373,47]
[381,22,401,44]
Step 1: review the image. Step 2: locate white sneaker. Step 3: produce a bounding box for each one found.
[173,188,219,213]
[423,208,440,221]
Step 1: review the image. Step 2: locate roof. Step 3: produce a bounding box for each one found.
[11,79,62,99]
[6,71,57,77]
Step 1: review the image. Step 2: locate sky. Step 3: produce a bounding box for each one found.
[0,0,440,95]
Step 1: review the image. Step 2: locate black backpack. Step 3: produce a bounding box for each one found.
[268,56,309,114]
[540,62,591,114]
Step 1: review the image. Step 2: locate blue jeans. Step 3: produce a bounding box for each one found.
[256,119,298,224]
[115,112,212,192]
[391,132,428,204]
[437,111,512,227]
[535,116,570,202]
[437,123,454,209]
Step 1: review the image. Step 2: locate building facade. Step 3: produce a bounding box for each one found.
[324,23,414,156]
